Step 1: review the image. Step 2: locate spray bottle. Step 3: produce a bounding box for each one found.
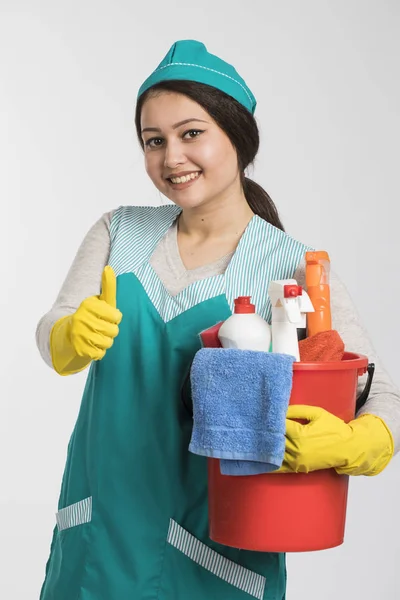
[268,280,314,361]
[218,296,271,351]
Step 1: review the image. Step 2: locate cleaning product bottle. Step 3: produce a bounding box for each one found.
[218,296,271,351]
[294,280,315,339]
[268,280,313,361]
[305,251,332,336]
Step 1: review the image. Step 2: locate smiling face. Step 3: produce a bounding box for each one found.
[140,92,242,211]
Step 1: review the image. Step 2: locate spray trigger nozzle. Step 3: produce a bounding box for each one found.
[284,285,302,298]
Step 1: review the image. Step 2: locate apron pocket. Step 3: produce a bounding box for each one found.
[56,496,92,531]
[42,498,92,600]
[160,518,266,600]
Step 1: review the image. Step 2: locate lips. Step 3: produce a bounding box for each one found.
[166,171,202,190]
[165,170,202,182]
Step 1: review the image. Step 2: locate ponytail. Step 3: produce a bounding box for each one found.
[242,177,285,232]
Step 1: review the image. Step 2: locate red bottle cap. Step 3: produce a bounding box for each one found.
[234,296,256,314]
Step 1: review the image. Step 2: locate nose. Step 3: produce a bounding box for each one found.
[163,139,186,169]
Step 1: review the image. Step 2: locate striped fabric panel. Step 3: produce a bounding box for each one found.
[56,497,92,532]
[225,216,313,322]
[167,519,266,600]
[109,206,313,324]
[109,204,181,276]
[136,263,226,323]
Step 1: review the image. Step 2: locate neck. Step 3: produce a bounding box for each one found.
[178,191,254,241]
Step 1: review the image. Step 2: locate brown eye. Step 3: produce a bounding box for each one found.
[145,137,164,148]
[182,129,204,140]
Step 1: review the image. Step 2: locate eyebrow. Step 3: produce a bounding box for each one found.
[141,118,209,134]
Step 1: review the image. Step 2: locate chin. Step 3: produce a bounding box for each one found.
[166,193,206,210]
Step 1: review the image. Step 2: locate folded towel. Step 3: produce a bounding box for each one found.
[299,330,345,362]
[189,348,295,475]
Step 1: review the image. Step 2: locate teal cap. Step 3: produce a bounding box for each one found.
[137,40,256,114]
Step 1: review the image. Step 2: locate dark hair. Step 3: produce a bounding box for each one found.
[134,80,285,231]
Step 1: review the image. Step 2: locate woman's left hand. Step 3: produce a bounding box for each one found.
[274,405,394,476]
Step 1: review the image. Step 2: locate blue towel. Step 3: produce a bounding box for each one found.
[189,348,295,475]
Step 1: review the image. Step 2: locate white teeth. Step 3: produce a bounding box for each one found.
[170,172,200,184]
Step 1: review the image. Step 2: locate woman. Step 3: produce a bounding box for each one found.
[37,40,399,600]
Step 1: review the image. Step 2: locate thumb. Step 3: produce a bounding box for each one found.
[284,405,325,439]
[100,266,117,308]
[286,404,326,423]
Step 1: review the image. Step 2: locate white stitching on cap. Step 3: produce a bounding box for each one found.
[153,62,254,107]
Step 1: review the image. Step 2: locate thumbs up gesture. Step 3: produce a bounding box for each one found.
[50,266,123,375]
[69,266,123,361]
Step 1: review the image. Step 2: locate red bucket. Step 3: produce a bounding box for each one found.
[207,352,370,552]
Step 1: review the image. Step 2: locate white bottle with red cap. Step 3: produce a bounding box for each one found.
[217,296,272,351]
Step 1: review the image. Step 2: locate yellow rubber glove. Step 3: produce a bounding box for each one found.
[275,405,394,476]
[50,266,122,376]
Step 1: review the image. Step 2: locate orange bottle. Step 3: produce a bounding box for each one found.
[305,251,332,336]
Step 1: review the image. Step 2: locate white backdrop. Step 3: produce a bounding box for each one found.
[1,1,399,598]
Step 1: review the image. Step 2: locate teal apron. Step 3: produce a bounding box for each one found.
[40,205,309,600]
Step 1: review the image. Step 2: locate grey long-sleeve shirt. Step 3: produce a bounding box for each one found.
[36,209,400,454]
